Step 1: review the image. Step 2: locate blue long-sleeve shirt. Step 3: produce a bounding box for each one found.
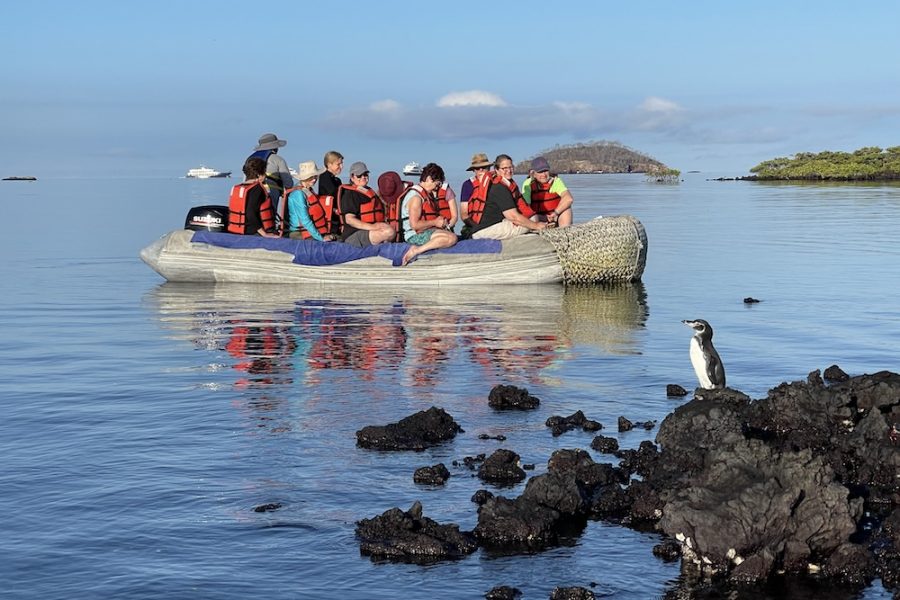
[287,188,324,241]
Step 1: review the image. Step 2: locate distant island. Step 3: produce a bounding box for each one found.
[2,176,37,181]
[750,146,900,181]
[515,141,670,175]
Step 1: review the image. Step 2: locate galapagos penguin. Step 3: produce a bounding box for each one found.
[682,319,726,390]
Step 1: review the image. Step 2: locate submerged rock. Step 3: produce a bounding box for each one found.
[356,501,477,563]
[356,406,463,451]
[546,410,602,436]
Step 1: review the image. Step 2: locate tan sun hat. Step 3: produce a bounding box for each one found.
[297,161,326,181]
[466,152,492,171]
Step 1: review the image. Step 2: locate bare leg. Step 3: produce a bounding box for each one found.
[401,230,457,266]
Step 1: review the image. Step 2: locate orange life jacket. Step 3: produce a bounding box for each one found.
[337,184,385,225]
[281,186,336,239]
[464,173,491,225]
[384,180,414,242]
[466,173,534,225]
[528,178,562,215]
[227,181,275,234]
[400,185,433,239]
[421,182,453,221]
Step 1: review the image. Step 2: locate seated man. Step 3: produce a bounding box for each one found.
[469,154,547,240]
[521,156,574,227]
[337,161,395,248]
[399,163,458,266]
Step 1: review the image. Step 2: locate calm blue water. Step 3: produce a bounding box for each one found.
[1,174,898,599]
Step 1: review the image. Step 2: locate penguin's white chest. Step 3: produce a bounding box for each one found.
[689,337,714,389]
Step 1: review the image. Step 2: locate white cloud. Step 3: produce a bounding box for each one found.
[638,96,683,114]
[437,90,507,108]
[370,99,401,112]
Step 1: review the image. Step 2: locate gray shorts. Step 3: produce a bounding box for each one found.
[343,229,372,248]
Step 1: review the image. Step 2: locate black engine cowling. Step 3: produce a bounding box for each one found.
[184,205,229,232]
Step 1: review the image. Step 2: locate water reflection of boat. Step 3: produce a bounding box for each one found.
[147,282,647,386]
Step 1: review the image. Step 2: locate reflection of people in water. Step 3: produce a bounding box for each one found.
[226,324,297,388]
[459,316,563,383]
[403,307,459,387]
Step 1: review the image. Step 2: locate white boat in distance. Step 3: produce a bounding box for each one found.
[402,161,422,176]
[185,166,231,179]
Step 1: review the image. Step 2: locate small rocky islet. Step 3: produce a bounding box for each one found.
[352,370,900,596]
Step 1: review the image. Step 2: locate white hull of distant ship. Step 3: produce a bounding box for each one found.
[185,166,231,179]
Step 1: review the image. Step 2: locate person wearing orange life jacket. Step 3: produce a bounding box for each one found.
[421,180,459,229]
[399,163,458,266]
[377,171,413,243]
[459,152,492,226]
[247,133,294,211]
[521,156,574,227]
[282,160,338,241]
[227,156,281,237]
[338,161,395,248]
[469,154,548,240]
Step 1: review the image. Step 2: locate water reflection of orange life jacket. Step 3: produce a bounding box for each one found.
[227,181,275,234]
[528,178,562,215]
[280,186,336,239]
[421,183,453,221]
[466,173,534,225]
[337,184,385,225]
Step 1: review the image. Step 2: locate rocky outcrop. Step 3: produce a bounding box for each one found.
[488,384,540,410]
[478,449,526,485]
[356,406,463,451]
[356,501,477,563]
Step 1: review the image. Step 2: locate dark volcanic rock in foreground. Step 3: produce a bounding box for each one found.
[356,501,477,563]
[478,449,526,485]
[356,406,463,450]
[646,369,900,586]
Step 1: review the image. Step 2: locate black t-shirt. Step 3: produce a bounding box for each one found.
[339,187,373,240]
[318,171,342,230]
[243,185,273,235]
[470,181,516,234]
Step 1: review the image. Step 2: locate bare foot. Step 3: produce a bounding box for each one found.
[401,247,418,266]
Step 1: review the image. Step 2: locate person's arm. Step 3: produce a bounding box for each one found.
[502,207,546,230]
[271,155,294,189]
[549,178,573,221]
[493,186,544,230]
[409,194,445,233]
[291,191,324,241]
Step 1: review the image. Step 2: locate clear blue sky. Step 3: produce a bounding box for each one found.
[2,0,898,178]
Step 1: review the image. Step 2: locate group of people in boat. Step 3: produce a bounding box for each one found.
[227,133,575,266]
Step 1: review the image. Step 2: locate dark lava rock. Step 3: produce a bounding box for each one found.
[472,489,494,505]
[546,410,602,436]
[617,416,633,432]
[548,449,619,488]
[652,538,681,562]
[588,483,631,520]
[356,501,477,563]
[523,463,535,470]
[252,502,282,513]
[743,297,761,303]
[414,463,451,485]
[356,406,463,451]
[457,454,486,470]
[488,384,540,410]
[666,384,689,397]
[485,586,521,600]
[550,586,595,599]
[616,440,659,479]
[590,434,619,454]
[478,433,507,441]
[475,494,561,550]
[824,364,849,382]
[478,449,526,485]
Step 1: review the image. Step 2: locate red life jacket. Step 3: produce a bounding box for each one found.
[400,185,432,238]
[227,181,275,234]
[337,184,385,225]
[421,183,453,221]
[467,173,535,225]
[281,186,335,239]
[465,173,491,225]
[528,178,562,215]
[384,180,414,242]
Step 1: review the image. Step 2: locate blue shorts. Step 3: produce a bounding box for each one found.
[406,229,435,246]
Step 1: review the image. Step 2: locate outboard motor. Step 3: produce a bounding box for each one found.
[184,205,229,232]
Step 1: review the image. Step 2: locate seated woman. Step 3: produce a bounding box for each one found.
[283,160,337,241]
[399,163,458,266]
[227,157,281,237]
[521,156,574,227]
[338,161,396,248]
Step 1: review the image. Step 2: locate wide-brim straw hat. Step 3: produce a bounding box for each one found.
[297,161,326,180]
[466,152,492,171]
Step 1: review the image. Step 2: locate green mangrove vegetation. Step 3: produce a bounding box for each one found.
[750,146,900,180]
